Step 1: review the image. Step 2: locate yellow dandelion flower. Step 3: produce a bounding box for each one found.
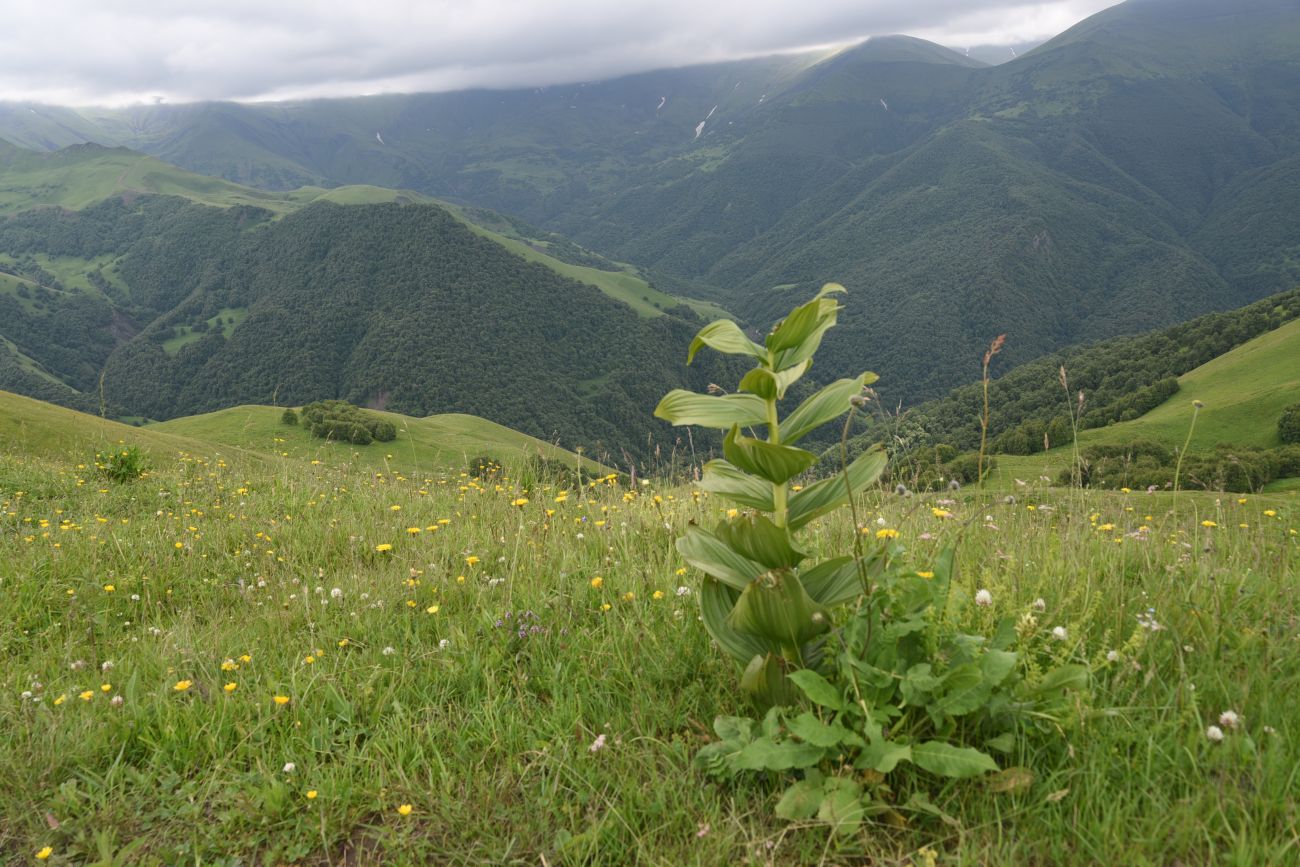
[53,695,66,706]
[931,508,951,519]
[103,584,115,592]
[875,528,899,540]
[273,695,290,705]
[1201,520,1217,528]
[426,605,440,614]
[653,590,665,600]
[389,505,401,511]
[307,790,318,800]
[36,847,53,861]
[623,592,635,602]
[590,576,603,588]
[174,680,193,691]
[224,682,237,693]
[917,571,935,579]
[511,497,529,507]
[375,543,393,553]
[406,527,421,534]
[465,555,480,566]
[100,683,112,693]
[397,804,413,816]
[601,603,612,611]
[1264,510,1277,517]
[456,575,466,584]
[79,690,94,701]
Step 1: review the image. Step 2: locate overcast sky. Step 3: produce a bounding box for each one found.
[0,0,1122,106]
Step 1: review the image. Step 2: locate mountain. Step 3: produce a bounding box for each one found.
[0,142,737,461]
[4,0,1300,405]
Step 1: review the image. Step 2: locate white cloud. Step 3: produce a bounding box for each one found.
[0,0,1122,106]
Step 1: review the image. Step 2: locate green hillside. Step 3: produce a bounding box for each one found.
[5,2,1300,401]
[1077,317,1300,451]
[150,404,611,476]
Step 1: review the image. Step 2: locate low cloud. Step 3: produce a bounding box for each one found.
[0,0,1120,106]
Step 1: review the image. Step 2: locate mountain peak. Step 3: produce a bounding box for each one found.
[833,35,988,68]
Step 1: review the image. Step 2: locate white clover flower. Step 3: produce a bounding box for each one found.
[381,646,396,656]
[110,695,124,707]
[1051,626,1068,641]
[330,587,343,599]
[101,660,114,672]
[1032,598,1047,612]
[1218,710,1240,730]
[438,639,451,650]
[975,589,993,607]
[283,762,296,773]
[589,733,607,753]
[1106,650,1121,662]
[675,586,692,597]
[1205,725,1224,743]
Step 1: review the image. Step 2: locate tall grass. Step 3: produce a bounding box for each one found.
[0,439,1296,864]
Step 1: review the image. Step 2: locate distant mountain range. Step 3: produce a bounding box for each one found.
[2,0,1299,451]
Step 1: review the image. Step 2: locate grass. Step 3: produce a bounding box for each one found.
[1,392,1298,864]
[160,307,249,355]
[147,403,611,478]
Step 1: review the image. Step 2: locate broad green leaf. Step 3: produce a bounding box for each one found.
[698,460,774,511]
[767,284,846,372]
[723,425,818,486]
[727,568,831,647]
[781,372,879,445]
[700,578,779,664]
[800,555,874,606]
[738,360,811,401]
[712,716,755,742]
[985,732,1016,754]
[732,735,824,771]
[653,390,768,430]
[911,742,999,778]
[687,319,767,364]
[787,712,853,749]
[935,663,991,717]
[817,776,864,834]
[1029,664,1089,697]
[740,653,802,709]
[715,513,805,570]
[855,740,912,774]
[900,663,941,706]
[788,669,845,711]
[980,649,1018,687]
[775,773,825,821]
[788,446,887,530]
[676,525,764,590]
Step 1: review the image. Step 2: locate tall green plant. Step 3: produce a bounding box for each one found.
[654,285,887,707]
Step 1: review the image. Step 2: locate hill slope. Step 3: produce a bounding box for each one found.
[6,2,1300,400]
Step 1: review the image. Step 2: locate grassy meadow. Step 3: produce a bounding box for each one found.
[1,395,1298,864]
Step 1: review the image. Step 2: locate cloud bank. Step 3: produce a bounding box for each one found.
[0,0,1122,105]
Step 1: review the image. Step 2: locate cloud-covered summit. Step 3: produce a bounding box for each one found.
[1,0,1120,106]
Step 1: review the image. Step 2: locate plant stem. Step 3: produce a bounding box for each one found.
[767,393,788,527]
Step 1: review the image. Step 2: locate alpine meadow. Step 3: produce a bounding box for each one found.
[1,0,1298,864]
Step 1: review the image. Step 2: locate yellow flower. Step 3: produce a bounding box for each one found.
[1201,520,1217,528]
[103,584,115,592]
[306,790,318,800]
[304,656,315,664]
[917,571,935,579]
[100,683,112,693]
[240,654,252,663]
[337,639,349,648]
[223,683,237,693]
[36,847,53,861]
[397,803,413,816]
[53,695,66,706]
[623,592,635,602]
[511,497,529,507]
[174,542,184,549]
[221,659,238,672]
[875,528,899,540]
[273,695,290,705]
[653,590,665,600]
[1264,510,1277,518]
[406,527,421,534]
[600,603,612,611]
[375,543,393,553]
[79,690,94,701]
[426,605,440,615]
[456,575,466,584]
[931,508,951,519]
[389,505,401,511]
[465,555,480,566]
[590,576,603,589]
[173,680,193,691]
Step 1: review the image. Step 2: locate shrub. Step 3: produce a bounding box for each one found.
[281,408,299,426]
[1279,403,1300,444]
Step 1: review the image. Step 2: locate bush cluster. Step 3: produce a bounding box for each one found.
[1063,441,1300,492]
[296,400,397,445]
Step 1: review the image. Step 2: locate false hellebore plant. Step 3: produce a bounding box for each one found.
[654,284,886,708]
[656,286,1089,833]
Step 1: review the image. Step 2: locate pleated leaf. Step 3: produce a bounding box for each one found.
[723,425,818,486]
[715,513,805,570]
[781,372,879,445]
[788,446,887,530]
[688,319,767,365]
[654,390,768,430]
[700,578,780,664]
[727,569,831,647]
[677,525,765,591]
[698,459,775,511]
